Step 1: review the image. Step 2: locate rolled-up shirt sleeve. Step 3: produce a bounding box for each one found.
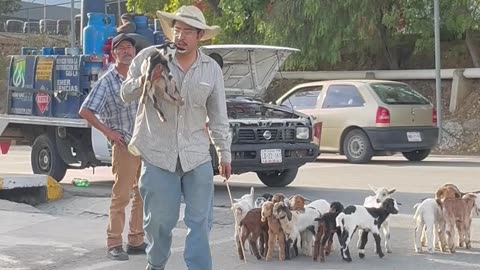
[206,64,232,163]
[121,47,153,103]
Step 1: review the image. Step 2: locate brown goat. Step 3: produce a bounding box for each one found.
[441,193,477,253]
[261,201,286,261]
[237,208,268,260]
[272,193,286,204]
[435,183,480,206]
[313,201,344,262]
[289,195,306,212]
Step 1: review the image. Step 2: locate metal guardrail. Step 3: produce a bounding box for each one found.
[275,68,480,80]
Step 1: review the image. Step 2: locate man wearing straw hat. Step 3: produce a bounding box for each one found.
[120,5,231,270]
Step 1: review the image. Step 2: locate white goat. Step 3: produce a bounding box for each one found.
[359,185,396,253]
[307,199,331,215]
[232,187,255,247]
[336,198,399,262]
[413,198,446,253]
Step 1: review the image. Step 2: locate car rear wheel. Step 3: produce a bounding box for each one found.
[256,168,298,187]
[402,149,431,161]
[343,129,374,164]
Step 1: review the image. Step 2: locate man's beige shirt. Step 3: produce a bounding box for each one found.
[121,45,231,173]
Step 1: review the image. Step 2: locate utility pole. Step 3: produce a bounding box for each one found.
[434,0,442,143]
[43,0,46,34]
[70,0,75,47]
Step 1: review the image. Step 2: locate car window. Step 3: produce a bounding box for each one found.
[281,86,322,110]
[322,85,365,108]
[370,83,430,105]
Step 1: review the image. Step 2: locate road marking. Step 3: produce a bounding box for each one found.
[427,258,480,268]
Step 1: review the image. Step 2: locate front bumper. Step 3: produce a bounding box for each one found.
[210,143,320,175]
[364,126,439,152]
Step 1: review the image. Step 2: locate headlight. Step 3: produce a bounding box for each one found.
[296,127,309,139]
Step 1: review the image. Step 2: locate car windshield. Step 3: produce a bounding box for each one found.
[370,83,430,105]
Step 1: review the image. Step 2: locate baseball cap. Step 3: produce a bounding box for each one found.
[112,33,136,49]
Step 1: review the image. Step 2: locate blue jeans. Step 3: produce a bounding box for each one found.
[139,160,214,270]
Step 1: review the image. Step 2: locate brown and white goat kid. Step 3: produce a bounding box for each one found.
[261,201,286,261]
[232,187,255,253]
[236,208,268,260]
[313,201,344,262]
[359,185,397,253]
[336,198,399,262]
[441,193,477,253]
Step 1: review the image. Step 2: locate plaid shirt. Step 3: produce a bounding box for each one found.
[81,67,138,143]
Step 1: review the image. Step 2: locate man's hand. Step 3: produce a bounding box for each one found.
[106,130,127,148]
[219,162,232,180]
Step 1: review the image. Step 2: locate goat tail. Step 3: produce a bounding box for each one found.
[335,212,345,232]
[413,203,422,220]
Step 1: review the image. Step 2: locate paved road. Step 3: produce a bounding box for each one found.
[1,147,480,270]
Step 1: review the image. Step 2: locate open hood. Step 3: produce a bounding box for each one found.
[200,44,299,98]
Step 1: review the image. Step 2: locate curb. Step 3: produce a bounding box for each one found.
[0,174,63,205]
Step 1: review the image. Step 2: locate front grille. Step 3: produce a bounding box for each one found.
[236,127,297,143]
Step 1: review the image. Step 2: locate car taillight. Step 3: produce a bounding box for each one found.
[0,141,11,154]
[432,108,437,126]
[376,106,390,126]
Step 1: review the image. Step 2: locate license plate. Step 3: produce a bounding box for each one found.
[407,132,422,142]
[261,149,282,164]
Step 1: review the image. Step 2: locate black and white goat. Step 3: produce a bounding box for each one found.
[336,198,399,262]
[359,185,397,253]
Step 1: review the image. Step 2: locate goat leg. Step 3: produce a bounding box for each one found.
[373,232,385,258]
[340,230,352,262]
[326,232,335,256]
[248,237,262,260]
[150,95,166,122]
[313,224,324,261]
[358,230,369,258]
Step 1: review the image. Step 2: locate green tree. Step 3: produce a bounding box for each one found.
[0,0,21,15]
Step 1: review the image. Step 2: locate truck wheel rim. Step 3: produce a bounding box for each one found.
[38,148,51,171]
[348,136,365,158]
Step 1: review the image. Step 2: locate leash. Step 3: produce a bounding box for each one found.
[224,178,247,263]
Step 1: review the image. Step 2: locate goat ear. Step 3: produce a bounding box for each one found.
[250,187,254,197]
[368,184,378,193]
[287,209,292,221]
[388,189,396,194]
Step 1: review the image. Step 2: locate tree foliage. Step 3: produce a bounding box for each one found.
[0,0,21,15]
[125,0,480,70]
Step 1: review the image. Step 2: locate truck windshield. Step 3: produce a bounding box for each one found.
[370,83,430,105]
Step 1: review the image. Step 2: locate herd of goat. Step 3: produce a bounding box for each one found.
[230,183,480,263]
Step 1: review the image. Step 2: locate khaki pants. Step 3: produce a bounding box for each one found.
[107,143,144,249]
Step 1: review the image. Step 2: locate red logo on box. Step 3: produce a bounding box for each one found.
[36,92,50,114]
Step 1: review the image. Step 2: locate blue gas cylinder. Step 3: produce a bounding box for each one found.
[83,12,108,55]
[134,15,154,44]
[105,14,117,39]
[153,19,166,44]
[42,47,53,55]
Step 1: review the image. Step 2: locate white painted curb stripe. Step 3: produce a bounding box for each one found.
[0,175,49,190]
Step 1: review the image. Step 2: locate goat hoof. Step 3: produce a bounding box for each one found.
[359,253,365,259]
[387,249,392,253]
[378,252,385,258]
[342,257,352,262]
[320,257,325,262]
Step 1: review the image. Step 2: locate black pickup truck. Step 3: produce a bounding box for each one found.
[202,45,321,187]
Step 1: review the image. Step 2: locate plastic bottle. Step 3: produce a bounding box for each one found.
[72,178,90,187]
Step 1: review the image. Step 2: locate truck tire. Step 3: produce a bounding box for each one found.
[343,129,374,164]
[402,149,431,161]
[31,134,68,182]
[256,168,298,187]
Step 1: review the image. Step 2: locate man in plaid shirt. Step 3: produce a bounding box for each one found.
[79,33,146,260]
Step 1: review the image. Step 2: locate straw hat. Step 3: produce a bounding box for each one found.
[156,5,220,41]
